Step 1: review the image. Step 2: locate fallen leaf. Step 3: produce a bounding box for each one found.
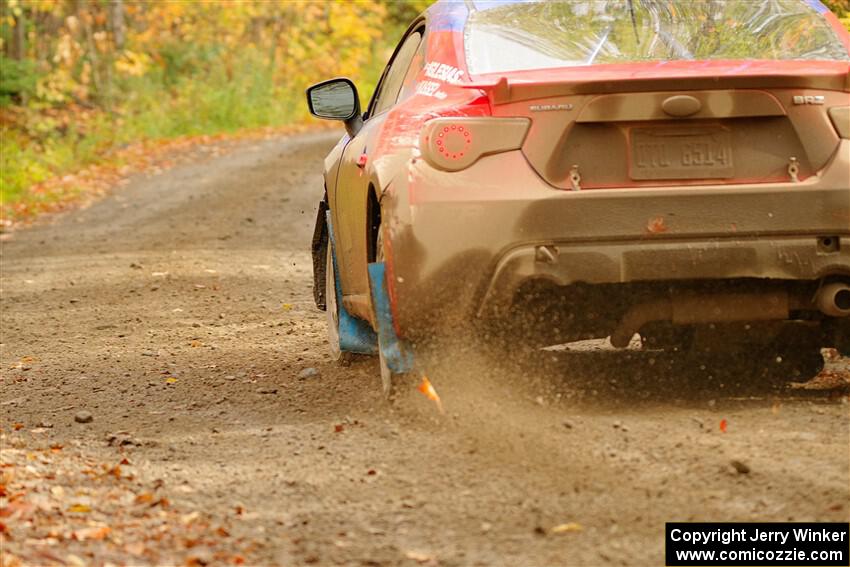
[551,522,583,534]
[719,419,728,433]
[74,525,111,541]
[417,375,444,414]
[134,492,155,504]
[405,550,434,563]
[67,503,91,513]
[166,377,178,384]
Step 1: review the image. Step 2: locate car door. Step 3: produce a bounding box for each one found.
[332,24,424,322]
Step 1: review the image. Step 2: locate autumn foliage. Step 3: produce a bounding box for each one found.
[0,0,429,223]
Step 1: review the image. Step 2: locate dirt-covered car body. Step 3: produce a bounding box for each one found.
[311,0,850,366]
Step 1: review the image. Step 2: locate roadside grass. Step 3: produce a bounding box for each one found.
[0,50,381,227]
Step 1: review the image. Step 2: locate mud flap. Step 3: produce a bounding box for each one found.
[311,200,329,310]
[326,212,378,355]
[368,262,415,374]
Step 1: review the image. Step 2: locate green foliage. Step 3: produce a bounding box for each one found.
[822,0,850,16]
[385,0,433,32]
[0,55,40,106]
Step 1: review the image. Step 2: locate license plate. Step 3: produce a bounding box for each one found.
[630,127,733,180]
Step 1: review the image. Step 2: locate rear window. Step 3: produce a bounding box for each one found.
[465,0,850,75]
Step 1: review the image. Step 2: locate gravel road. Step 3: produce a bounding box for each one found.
[2,131,848,566]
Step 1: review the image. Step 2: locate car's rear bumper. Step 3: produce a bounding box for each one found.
[478,235,849,318]
[382,142,850,337]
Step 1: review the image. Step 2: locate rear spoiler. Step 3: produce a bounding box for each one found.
[462,61,850,105]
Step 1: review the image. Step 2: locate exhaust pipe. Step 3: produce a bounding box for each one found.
[815,283,850,317]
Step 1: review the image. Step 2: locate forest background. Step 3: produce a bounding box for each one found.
[0,0,848,223]
[0,0,428,222]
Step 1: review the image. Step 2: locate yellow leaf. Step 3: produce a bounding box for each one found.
[165,377,177,384]
[551,522,583,534]
[68,503,91,513]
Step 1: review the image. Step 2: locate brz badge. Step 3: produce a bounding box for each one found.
[792,95,825,105]
[529,103,574,112]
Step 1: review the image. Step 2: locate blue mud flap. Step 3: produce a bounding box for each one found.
[326,212,377,355]
[368,262,415,374]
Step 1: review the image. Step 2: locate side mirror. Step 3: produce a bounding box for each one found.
[306,78,363,137]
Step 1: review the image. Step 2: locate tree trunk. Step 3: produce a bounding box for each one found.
[11,10,26,60]
[109,0,125,50]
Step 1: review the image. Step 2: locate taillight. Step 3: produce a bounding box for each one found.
[419,117,530,171]
[828,107,849,139]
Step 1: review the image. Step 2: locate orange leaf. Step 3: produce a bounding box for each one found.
[719,419,728,433]
[135,492,155,504]
[417,375,444,414]
[74,526,111,541]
